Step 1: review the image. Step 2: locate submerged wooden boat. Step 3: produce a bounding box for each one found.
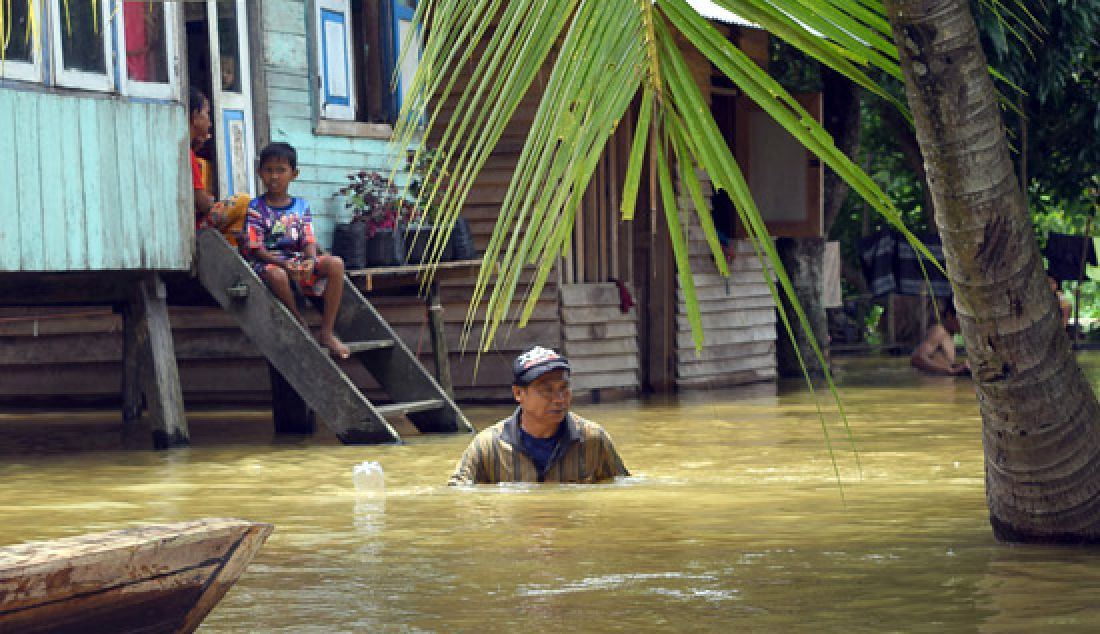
[0,518,273,633]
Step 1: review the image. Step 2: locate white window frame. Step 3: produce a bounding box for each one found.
[49,0,115,91]
[314,0,356,121]
[392,0,420,114]
[0,4,44,83]
[116,0,179,100]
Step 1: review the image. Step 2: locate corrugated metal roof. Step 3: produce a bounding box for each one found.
[685,0,758,28]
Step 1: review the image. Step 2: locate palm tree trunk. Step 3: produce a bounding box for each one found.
[884,0,1100,542]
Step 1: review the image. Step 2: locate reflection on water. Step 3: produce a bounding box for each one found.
[5,354,1100,631]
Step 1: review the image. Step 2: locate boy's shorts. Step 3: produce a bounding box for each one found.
[254,260,327,297]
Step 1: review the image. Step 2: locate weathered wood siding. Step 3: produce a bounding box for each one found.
[560,283,640,394]
[675,172,777,389]
[260,0,396,246]
[424,44,563,399]
[0,302,546,405]
[0,91,191,272]
[260,0,559,399]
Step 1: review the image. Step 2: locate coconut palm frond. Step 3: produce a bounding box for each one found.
[710,0,902,103]
[395,0,936,360]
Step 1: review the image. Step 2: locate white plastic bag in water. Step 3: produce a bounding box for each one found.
[352,461,385,495]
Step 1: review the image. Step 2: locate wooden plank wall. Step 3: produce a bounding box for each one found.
[675,170,777,389]
[260,0,397,245]
[260,0,556,400]
[0,5,560,405]
[424,37,563,399]
[0,301,545,405]
[0,91,191,272]
[559,284,640,394]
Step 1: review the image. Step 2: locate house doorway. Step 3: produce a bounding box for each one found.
[185,0,257,199]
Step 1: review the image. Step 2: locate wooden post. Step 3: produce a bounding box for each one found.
[426,279,454,397]
[119,302,144,427]
[126,274,189,449]
[887,293,897,348]
[1073,217,1093,347]
[268,363,316,434]
[775,237,828,377]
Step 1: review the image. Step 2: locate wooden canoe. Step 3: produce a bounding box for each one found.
[0,518,273,634]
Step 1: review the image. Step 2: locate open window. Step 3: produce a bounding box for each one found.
[0,1,42,82]
[118,1,179,99]
[49,0,114,91]
[313,0,420,129]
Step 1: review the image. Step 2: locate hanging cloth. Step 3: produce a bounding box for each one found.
[859,230,898,297]
[1044,232,1097,282]
[895,231,952,297]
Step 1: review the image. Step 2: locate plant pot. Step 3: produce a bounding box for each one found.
[331,221,367,269]
[402,223,453,264]
[448,215,477,260]
[366,228,405,266]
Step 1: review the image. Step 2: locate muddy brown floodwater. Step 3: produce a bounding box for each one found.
[5,354,1100,632]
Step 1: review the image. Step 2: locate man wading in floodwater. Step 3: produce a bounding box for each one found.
[448,346,630,485]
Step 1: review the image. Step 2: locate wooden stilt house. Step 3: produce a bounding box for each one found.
[0,0,471,446]
[0,1,825,422]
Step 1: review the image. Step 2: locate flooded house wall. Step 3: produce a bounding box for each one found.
[0,0,551,405]
[0,9,786,406]
[675,229,779,388]
[0,92,192,272]
[666,27,778,389]
[560,283,641,394]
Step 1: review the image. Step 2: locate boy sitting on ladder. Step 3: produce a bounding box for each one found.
[241,142,351,359]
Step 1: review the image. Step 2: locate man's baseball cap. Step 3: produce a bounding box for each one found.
[513,346,570,386]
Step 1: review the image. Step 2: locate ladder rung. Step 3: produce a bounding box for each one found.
[374,399,444,417]
[346,339,395,353]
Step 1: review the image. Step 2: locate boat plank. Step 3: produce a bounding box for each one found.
[0,518,273,634]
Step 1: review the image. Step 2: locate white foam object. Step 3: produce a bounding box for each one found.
[352,461,385,495]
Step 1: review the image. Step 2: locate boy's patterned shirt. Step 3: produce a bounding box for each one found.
[244,196,316,258]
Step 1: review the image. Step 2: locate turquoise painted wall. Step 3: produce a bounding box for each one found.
[261,0,404,249]
[0,90,192,272]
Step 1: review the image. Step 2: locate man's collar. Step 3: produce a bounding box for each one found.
[502,407,580,446]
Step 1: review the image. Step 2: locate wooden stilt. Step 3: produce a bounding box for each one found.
[127,274,189,449]
[119,302,145,427]
[426,280,454,398]
[268,362,316,434]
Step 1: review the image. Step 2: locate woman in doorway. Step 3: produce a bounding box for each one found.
[189,87,250,244]
[189,87,215,226]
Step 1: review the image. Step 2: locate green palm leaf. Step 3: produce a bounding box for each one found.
[392,0,912,479]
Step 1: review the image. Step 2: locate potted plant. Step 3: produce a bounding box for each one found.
[336,150,476,267]
[404,149,480,263]
[337,170,410,266]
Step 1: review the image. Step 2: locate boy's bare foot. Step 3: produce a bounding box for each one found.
[320,332,350,360]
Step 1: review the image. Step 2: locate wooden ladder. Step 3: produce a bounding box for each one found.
[195,229,473,444]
